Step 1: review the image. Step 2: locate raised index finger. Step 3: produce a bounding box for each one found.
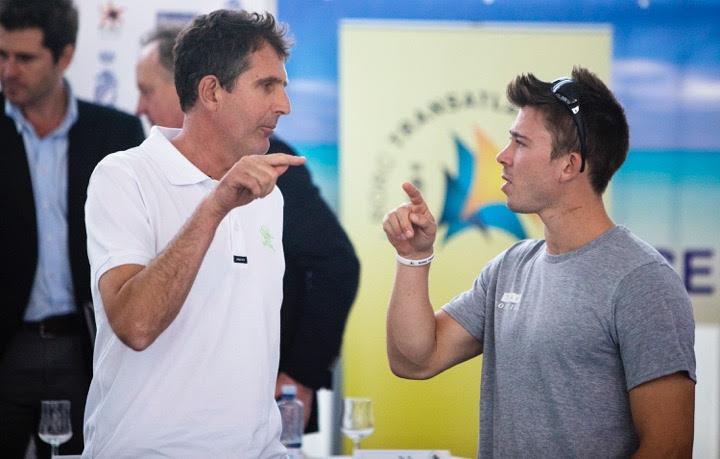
[264,153,307,167]
[402,182,427,207]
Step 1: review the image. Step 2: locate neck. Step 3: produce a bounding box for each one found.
[170,116,239,180]
[21,79,68,138]
[540,192,615,255]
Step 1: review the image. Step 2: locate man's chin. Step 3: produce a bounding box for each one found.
[3,89,26,107]
[506,200,533,215]
[245,139,271,156]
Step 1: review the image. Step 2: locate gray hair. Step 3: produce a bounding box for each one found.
[140,26,183,75]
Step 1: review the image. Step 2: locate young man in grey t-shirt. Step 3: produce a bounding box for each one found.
[383,67,696,457]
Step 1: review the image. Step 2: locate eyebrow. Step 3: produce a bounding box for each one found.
[509,129,531,142]
[256,76,287,87]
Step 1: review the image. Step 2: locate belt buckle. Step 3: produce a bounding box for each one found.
[39,322,57,339]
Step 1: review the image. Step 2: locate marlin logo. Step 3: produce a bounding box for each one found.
[439,129,527,242]
[260,225,275,251]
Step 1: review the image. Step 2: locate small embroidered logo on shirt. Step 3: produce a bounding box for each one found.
[497,292,522,310]
[260,225,274,251]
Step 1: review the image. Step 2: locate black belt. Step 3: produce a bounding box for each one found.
[21,314,84,338]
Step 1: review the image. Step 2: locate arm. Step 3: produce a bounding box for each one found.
[384,182,482,379]
[630,371,695,458]
[99,153,305,351]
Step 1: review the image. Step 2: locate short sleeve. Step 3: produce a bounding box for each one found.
[85,156,155,287]
[613,262,696,390]
[442,255,501,343]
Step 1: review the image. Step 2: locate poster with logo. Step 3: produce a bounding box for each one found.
[339,21,610,455]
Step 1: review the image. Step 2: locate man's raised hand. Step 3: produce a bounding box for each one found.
[211,153,305,217]
[383,182,437,259]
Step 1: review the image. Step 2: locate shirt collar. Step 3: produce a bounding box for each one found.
[4,79,79,139]
[147,126,214,186]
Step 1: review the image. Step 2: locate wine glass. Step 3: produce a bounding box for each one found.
[38,400,73,458]
[341,397,374,453]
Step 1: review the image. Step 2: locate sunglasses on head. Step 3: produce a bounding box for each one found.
[551,77,587,173]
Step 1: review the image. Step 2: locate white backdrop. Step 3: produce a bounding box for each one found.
[67,0,276,119]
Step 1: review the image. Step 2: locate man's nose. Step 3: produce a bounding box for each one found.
[135,96,147,116]
[496,143,511,165]
[275,89,291,116]
[2,58,20,78]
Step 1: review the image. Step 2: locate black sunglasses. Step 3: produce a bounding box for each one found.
[551,77,587,173]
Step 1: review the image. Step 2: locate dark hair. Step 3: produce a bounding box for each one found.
[141,26,183,76]
[0,0,78,62]
[506,66,629,194]
[174,10,290,112]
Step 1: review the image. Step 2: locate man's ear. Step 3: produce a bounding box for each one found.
[559,151,584,182]
[196,75,222,111]
[57,44,74,72]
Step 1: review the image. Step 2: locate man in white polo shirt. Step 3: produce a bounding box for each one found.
[82,10,304,457]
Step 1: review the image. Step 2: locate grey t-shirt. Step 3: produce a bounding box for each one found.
[443,226,696,458]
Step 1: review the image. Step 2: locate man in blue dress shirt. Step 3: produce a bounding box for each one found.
[0,0,144,456]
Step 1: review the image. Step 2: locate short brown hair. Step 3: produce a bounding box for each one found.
[0,0,78,62]
[174,9,290,112]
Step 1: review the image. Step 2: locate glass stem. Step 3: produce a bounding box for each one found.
[353,438,361,453]
[51,444,59,458]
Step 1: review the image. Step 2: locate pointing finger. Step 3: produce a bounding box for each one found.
[401,182,427,207]
[264,153,306,167]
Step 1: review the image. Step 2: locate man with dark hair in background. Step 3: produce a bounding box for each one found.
[0,0,144,456]
[136,24,359,432]
[384,67,696,457]
[83,10,315,456]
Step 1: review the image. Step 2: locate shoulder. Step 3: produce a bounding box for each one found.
[497,238,545,266]
[477,238,544,283]
[593,226,671,273]
[76,99,143,134]
[77,99,136,121]
[603,228,689,305]
[92,139,152,179]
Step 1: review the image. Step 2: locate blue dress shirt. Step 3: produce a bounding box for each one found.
[5,83,79,321]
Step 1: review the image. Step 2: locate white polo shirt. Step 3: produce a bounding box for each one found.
[83,127,286,458]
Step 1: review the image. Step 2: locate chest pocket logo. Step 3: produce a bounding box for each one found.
[497,292,522,310]
[260,225,275,251]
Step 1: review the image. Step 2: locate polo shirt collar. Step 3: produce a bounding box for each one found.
[147,126,214,186]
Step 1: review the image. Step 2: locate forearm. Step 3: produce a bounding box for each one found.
[632,443,692,459]
[106,197,223,350]
[386,263,437,378]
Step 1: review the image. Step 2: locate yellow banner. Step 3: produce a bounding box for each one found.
[340,21,611,457]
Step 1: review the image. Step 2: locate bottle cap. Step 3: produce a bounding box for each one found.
[281,384,297,396]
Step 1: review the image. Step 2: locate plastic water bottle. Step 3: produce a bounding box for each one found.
[278,384,304,458]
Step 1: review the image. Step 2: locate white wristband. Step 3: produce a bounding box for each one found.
[396,252,434,267]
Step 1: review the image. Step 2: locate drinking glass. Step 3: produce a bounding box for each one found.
[341,397,374,452]
[38,400,73,458]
